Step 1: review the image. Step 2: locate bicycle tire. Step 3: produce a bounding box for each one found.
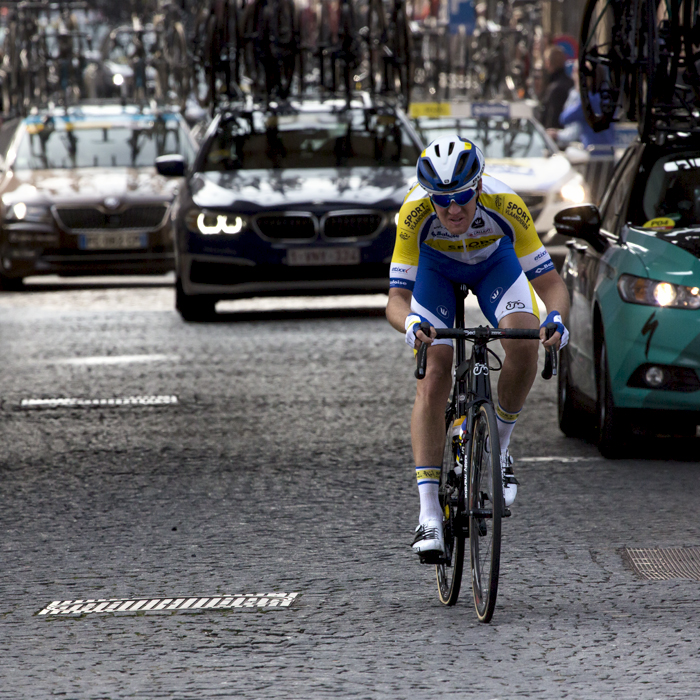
[469,402,502,623]
[364,0,386,94]
[392,4,412,107]
[435,409,466,605]
[578,0,623,132]
[636,0,658,139]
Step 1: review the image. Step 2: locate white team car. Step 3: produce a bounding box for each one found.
[410,101,589,237]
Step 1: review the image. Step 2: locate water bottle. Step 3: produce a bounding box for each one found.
[451,416,466,475]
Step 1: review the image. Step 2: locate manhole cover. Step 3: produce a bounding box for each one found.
[623,547,700,581]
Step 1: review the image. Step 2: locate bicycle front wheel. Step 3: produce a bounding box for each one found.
[469,403,502,623]
[436,411,465,605]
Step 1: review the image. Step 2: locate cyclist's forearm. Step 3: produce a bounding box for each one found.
[386,287,413,333]
[532,270,570,322]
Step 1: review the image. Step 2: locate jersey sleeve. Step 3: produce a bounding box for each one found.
[389,185,432,291]
[495,192,555,280]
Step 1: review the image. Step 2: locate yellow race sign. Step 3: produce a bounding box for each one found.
[408,102,452,118]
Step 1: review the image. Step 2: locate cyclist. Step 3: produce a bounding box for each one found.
[386,135,570,559]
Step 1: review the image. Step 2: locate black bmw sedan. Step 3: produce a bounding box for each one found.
[156,94,424,320]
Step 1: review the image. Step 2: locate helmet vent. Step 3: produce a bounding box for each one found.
[455,152,479,181]
[421,160,438,181]
[448,142,455,156]
[434,144,440,158]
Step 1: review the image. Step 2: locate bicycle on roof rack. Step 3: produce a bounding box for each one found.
[0,0,93,115]
[100,11,189,109]
[185,0,413,110]
[578,0,700,140]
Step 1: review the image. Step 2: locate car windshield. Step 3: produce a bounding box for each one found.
[202,108,421,170]
[13,115,194,169]
[415,118,550,159]
[636,151,700,228]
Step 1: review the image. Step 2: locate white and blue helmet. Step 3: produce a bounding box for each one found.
[416,135,485,195]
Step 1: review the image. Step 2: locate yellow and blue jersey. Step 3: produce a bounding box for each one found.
[389,174,554,291]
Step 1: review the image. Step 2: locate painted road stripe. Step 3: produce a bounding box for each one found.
[52,354,179,366]
[37,593,299,616]
[518,457,600,463]
[20,395,178,409]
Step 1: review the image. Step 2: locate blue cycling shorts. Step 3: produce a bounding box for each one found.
[410,240,540,346]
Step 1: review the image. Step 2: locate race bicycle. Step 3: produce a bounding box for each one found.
[415,284,557,622]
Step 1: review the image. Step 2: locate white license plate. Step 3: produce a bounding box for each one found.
[287,247,360,266]
[78,232,148,250]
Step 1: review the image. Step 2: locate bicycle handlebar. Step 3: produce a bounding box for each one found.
[414,321,559,380]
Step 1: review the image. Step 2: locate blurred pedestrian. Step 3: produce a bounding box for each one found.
[552,62,616,204]
[537,45,573,130]
[556,62,615,150]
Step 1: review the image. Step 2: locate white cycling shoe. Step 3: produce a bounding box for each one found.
[411,517,445,557]
[501,449,519,507]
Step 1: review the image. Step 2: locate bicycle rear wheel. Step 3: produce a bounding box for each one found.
[436,410,465,605]
[469,403,502,623]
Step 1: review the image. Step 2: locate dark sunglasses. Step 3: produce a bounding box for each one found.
[430,187,478,208]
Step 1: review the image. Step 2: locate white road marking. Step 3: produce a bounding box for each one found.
[20,395,178,409]
[37,593,300,615]
[518,456,600,463]
[52,354,179,366]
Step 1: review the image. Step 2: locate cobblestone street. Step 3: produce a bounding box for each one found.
[1,283,699,699]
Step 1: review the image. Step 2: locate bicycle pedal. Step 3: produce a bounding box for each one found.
[503,507,511,517]
[418,551,446,565]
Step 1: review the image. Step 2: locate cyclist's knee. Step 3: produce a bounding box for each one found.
[503,337,539,368]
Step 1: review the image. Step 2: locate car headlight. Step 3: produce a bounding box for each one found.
[6,202,52,222]
[618,273,700,309]
[559,179,587,205]
[185,209,246,236]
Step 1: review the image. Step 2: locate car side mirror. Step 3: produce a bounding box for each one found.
[155,154,186,177]
[554,204,607,253]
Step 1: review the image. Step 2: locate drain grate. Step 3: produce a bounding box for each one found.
[20,395,178,409]
[37,593,299,616]
[623,547,700,581]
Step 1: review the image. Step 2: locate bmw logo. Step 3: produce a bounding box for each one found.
[490,287,503,302]
[104,197,121,210]
[437,305,449,317]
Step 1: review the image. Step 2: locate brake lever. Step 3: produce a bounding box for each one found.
[541,322,559,380]
[414,321,432,380]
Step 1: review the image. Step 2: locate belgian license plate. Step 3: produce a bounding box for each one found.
[78,232,148,250]
[287,247,360,266]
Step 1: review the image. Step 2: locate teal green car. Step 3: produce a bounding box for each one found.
[553,136,700,457]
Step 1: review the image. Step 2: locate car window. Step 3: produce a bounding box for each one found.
[631,151,700,228]
[13,116,195,169]
[415,118,550,158]
[600,147,639,234]
[202,110,421,170]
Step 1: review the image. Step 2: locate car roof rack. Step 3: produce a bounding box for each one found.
[211,91,402,120]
